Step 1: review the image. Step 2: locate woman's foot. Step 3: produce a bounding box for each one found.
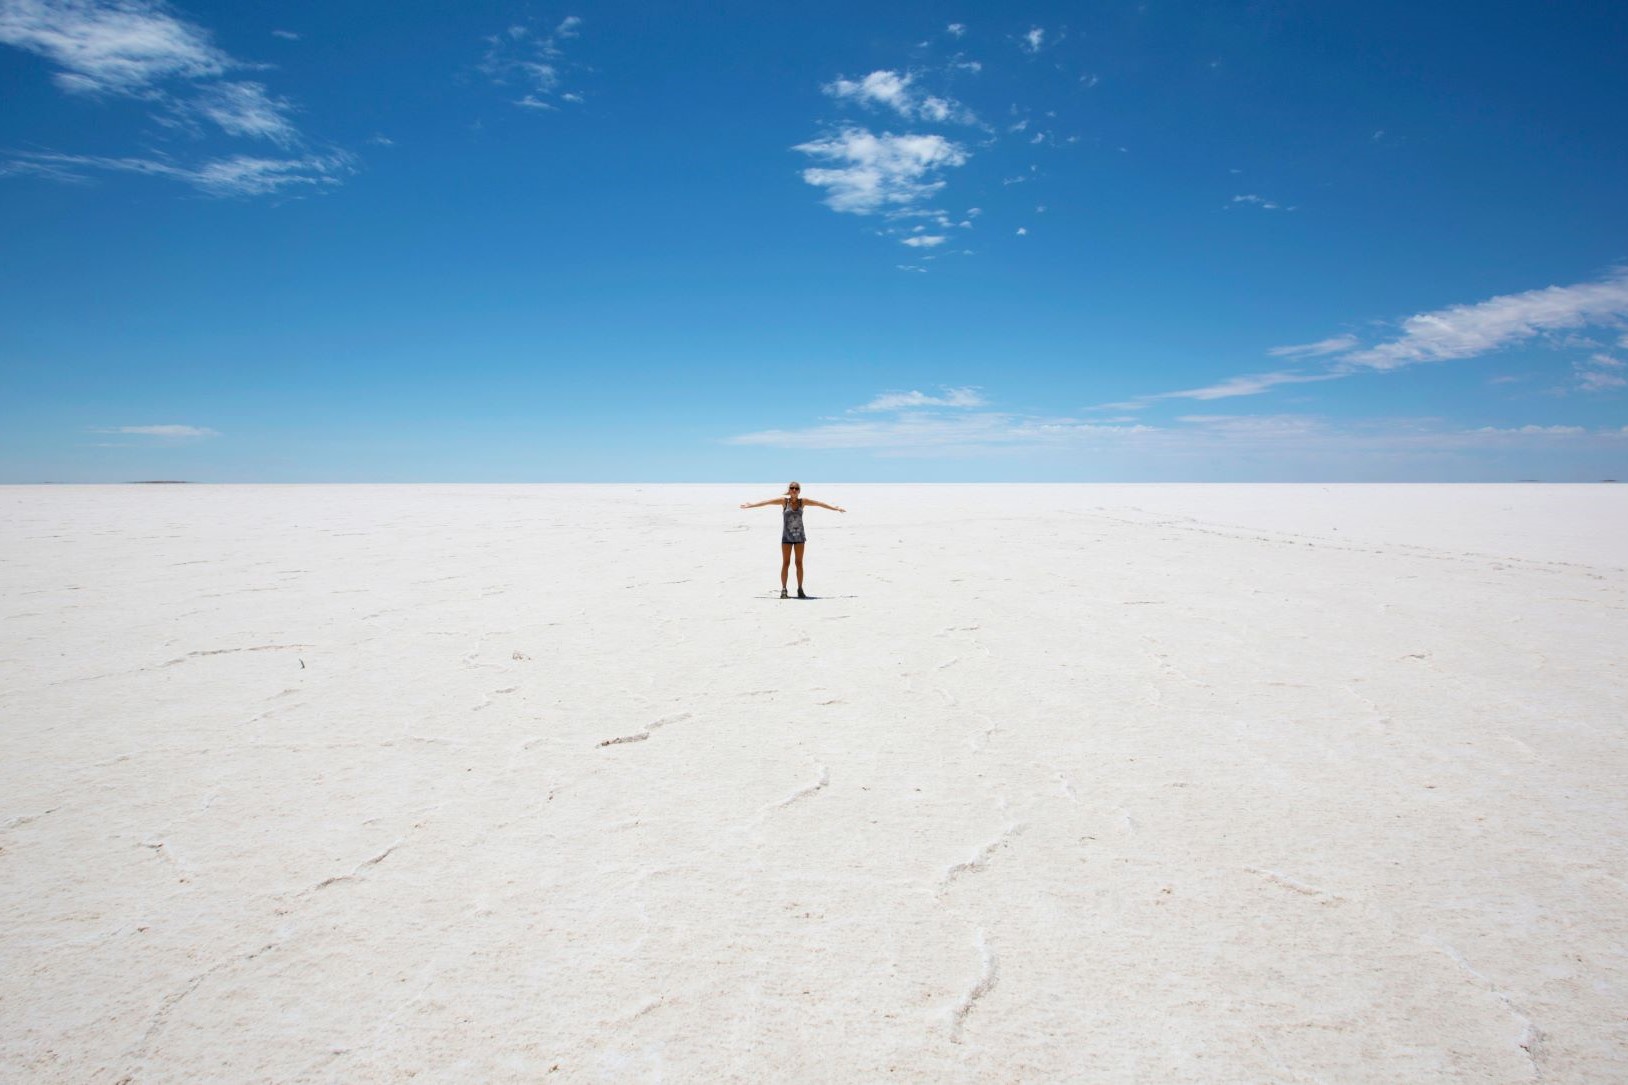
[780,588,789,599]
[797,588,808,599]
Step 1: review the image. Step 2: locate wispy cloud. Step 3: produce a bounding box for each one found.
[1473,424,1586,436]
[481,14,585,109]
[795,23,1080,265]
[1340,271,1628,371]
[1230,193,1290,211]
[0,0,228,93]
[96,424,220,438]
[823,69,977,125]
[187,80,298,145]
[1,0,340,194]
[729,387,1153,454]
[729,412,1150,453]
[794,128,968,215]
[1159,370,1346,401]
[729,388,1623,463]
[1113,271,1628,413]
[1575,352,1626,392]
[270,29,298,41]
[1267,334,1358,359]
[857,388,986,411]
[4,149,354,196]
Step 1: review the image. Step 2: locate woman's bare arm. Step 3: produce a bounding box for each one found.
[738,498,787,509]
[803,499,846,513]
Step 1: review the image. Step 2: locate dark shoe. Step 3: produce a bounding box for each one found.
[780,588,789,599]
[797,589,808,599]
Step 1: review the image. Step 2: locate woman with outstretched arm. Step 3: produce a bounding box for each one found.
[739,481,846,598]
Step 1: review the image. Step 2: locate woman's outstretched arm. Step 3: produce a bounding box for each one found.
[738,498,787,509]
[803,499,846,513]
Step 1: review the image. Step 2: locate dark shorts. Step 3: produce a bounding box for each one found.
[782,533,805,545]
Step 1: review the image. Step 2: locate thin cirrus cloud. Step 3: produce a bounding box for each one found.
[1113,270,1628,412]
[0,0,342,195]
[729,388,1153,454]
[96,424,220,438]
[4,149,354,196]
[1267,335,1358,359]
[728,412,1152,453]
[481,14,584,110]
[729,388,1626,459]
[1338,270,1628,371]
[187,80,299,145]
[856,388,986,411]
[1575,354,1626,392]
[0,0,230,92]
[1157,370,1347,401]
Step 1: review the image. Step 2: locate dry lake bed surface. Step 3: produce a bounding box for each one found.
[2,483,1625,1082]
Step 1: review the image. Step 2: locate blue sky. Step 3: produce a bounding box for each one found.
[2,0,1626,482]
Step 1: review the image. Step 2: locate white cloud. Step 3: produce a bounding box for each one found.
[1267,335,1358,359]
[98,424,220,438]
[1014,227,1026,235]
[825,69,910,111]
[1176,414,1326,438]
[823,69,976,125]
[1575,353,1627,392]
[191,80,298,144]
[271,29,298,41]
[1577,369,1627,392]
[1230,194,1284,210]
[857,388,986,411]
[482,14,583,107]
[900,234,946,248]
[946,23,966,37]
[0,0,228,93]
[729,412,1150,453]
[5,149,353,196]
[1473,425,1586,436]
[0,0,345,193]
[794,128,968,215]
[1161,370,1346,401]
[1021,27,1045,53]
[1340,271,1628,371]
[729,387,1624,463]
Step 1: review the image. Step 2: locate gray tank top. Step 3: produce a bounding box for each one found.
[782,500,805,542]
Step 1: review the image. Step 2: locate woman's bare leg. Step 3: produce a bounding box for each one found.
[780,543,793,591]
[794,543,805,591]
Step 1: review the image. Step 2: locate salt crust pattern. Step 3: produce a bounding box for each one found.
[2,483,1625,1082]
